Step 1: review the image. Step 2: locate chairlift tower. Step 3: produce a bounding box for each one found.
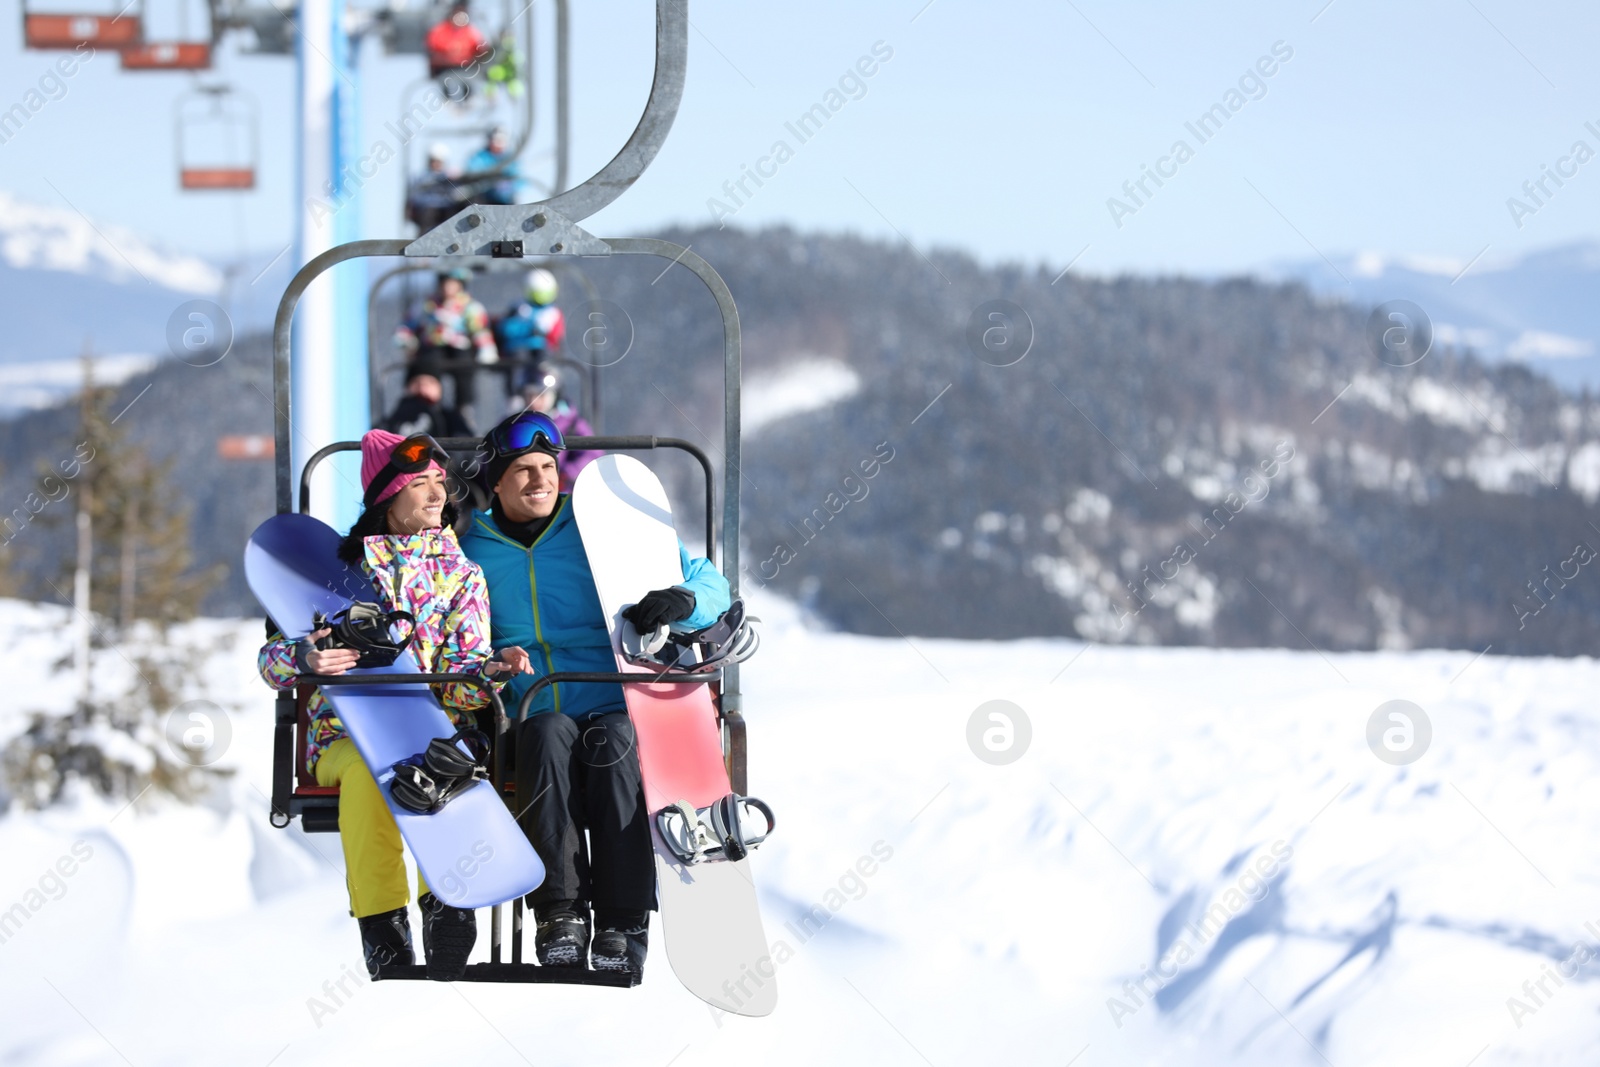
[292,0,370,528]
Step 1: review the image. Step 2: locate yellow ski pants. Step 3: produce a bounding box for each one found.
[315,738,430,918]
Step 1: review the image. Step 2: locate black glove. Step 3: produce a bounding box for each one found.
[622,587,696,631]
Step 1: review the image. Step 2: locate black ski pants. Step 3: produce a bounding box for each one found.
[514,710,655,915]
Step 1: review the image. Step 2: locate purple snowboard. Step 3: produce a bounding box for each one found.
[244,512,544,910]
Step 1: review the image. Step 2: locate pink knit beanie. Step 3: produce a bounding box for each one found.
[359,429,443,505]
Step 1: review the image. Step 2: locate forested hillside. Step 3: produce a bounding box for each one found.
[4,225,1597,654]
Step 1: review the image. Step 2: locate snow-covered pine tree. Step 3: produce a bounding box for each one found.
[1,359,231,810]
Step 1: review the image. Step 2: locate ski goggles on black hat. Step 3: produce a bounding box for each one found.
[364,434,450,508]
[486,411,565,458]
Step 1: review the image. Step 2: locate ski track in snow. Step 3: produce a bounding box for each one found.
[0,596,1597,1065]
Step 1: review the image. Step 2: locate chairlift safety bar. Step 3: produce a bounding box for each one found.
[298,435,718,564]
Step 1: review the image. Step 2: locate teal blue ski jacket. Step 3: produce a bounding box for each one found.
[459,497,731,720]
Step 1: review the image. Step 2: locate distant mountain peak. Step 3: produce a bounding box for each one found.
[1266,239,1600,392]
[1347,248,1523,280]
[0,189,221,295]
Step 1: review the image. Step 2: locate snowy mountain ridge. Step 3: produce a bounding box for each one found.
[0,190,221,295]
[1266,240,1600,391]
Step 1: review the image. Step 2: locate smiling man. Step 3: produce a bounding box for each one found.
[459,411,730,976]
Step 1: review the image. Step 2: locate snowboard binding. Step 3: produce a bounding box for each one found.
[391,727,492,815]
[657,793,775,864]
[622,599,760,674]
[312,603,417,669]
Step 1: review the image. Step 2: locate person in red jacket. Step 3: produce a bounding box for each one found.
[426,1,489,94]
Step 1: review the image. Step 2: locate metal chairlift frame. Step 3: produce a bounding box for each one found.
[265,0,746,984]
[175,83,258,190]
[366,257,604,430]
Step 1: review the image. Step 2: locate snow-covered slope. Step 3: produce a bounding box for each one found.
[743,358,861,435]
[0,604,1596,1064]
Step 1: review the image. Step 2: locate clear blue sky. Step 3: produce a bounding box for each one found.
[3,0,1599,279]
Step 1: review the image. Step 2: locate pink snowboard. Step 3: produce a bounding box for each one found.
[572,455,777,1018]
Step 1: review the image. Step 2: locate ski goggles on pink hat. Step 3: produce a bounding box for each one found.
[364,434,450,508]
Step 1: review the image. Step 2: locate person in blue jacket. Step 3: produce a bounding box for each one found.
[463,126,520,205]
[459,411,730,976]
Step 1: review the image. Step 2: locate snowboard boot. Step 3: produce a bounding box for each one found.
[533,899,590,968]
[357,906,415,979]
[591,910,649,976]
[419,892,477,982]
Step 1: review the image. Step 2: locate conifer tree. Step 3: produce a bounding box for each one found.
[2,362,230,810]
[45,360,223,626]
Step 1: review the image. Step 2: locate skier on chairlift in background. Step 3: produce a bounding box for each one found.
[483,27,524,103]
[464,125,520,205]
[494,266,565,392]
[425,1,489,100]
[405,143,465,234]
[257,431,532,980]
[395,267,499,429]
[382,371,473,440]
[459,412,731,976]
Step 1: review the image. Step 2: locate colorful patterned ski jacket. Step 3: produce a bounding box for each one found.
[395,292,497,357]
[257,526,501,772]
[459,498,730,721]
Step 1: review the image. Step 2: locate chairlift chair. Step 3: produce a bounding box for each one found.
[397,0,569,225]
[263,0,747,984]
[21,0,143,48]
[175,84,258,190]
[120,0,213,68]
[122,40,213,69]
[367,258,604,430]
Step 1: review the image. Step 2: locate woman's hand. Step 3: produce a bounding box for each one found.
[486,646,533,676]
[303,628,360,676]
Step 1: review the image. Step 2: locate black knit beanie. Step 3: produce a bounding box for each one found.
[483,436,561,491]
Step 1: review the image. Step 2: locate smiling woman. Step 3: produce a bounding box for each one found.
[259,427,532,980]
[336,432,461,564]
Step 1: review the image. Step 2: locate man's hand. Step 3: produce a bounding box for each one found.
[486,646,533,676]
[303,628,360,675]
[621,588,696,632]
